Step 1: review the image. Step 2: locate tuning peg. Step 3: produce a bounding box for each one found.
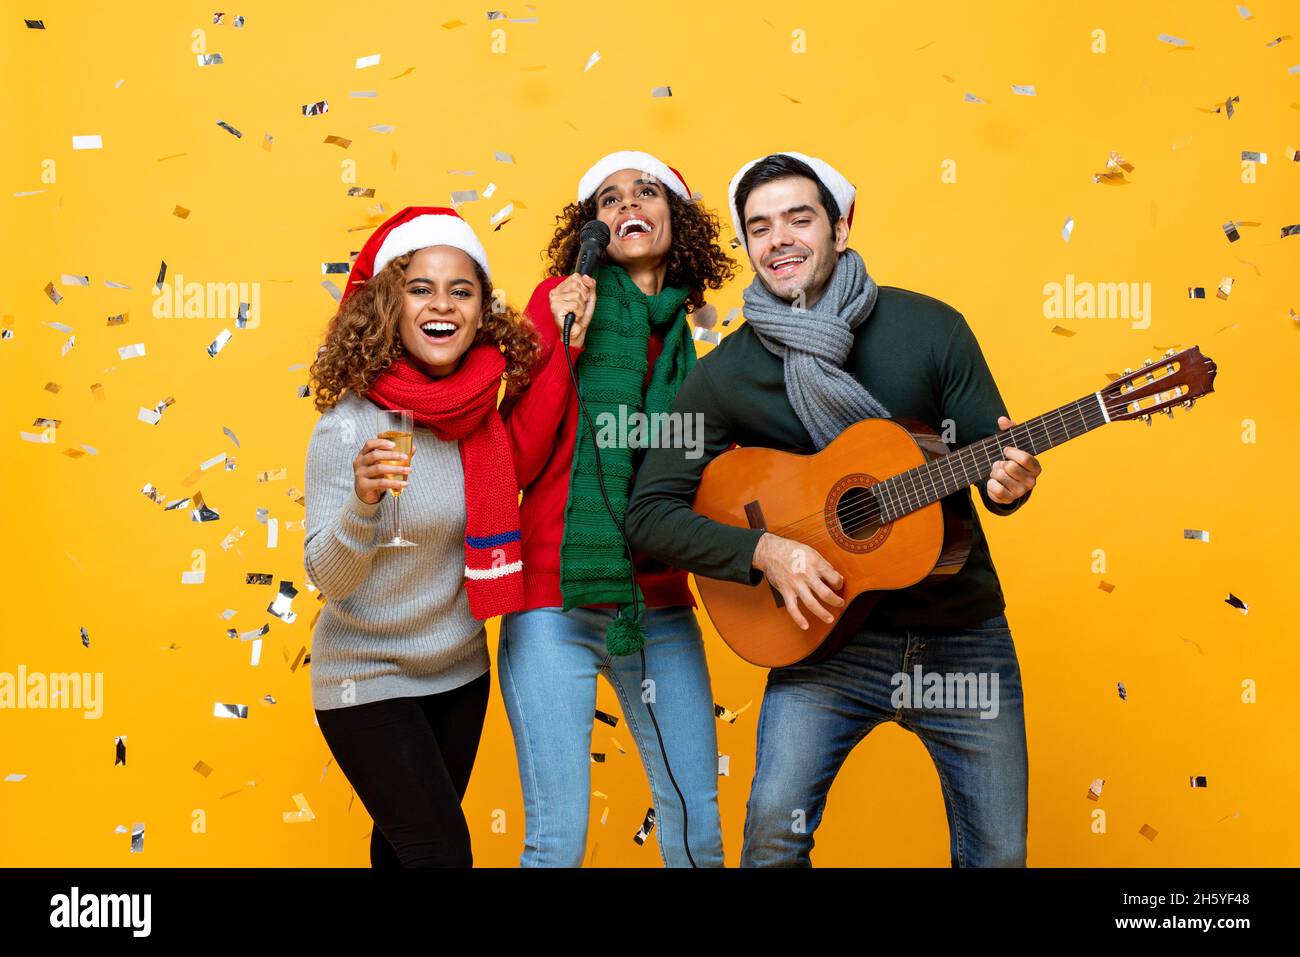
[1183,399,1194,408]
[1141,358,1153,367]
[1164,407,1174,417]
[1164,348,1176,358]
[1123,367,1133,375]
[1141,413,1153,426]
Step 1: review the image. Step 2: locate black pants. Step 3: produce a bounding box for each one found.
[315,671,490,868]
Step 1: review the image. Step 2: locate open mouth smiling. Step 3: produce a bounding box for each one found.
[616,216,655,240]
[767,253,808,277]
[419,319,459,341]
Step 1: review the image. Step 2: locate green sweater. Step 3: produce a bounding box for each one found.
[624,284,1028,631]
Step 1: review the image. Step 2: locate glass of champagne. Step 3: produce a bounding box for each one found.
[376,409,417,548]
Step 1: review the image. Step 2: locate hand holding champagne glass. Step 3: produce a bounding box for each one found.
[352,409,417,547]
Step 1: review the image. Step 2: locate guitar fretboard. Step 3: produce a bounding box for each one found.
[874,392,1110,522]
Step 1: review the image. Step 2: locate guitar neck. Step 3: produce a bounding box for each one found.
[876,392,1112,522]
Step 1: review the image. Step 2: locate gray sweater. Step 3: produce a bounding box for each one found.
[303,391,488,711]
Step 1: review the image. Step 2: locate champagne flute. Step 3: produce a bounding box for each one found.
[376,409,417,547]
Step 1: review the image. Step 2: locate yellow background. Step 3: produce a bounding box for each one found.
[2,0,1297,866]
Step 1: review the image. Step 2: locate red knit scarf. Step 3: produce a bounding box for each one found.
[365,345,524,619]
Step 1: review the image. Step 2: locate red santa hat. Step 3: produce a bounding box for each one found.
[726,151,856,250]
[342,206,491,302]
[577,150,692,203]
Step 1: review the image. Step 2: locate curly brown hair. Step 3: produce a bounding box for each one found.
[309,252,540,413]
[543,189,736,312]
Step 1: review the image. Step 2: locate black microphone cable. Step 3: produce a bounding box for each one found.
[561,224,697,867]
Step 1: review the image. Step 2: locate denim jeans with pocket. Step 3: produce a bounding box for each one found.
[741,613,1028,867]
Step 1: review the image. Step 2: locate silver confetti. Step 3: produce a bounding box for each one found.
[197,53,224,66]
[213,703,249,719]
[216,119,242,138]
[1011,84,1037,96]
[1183,528,1210,542]
[268,581,299,624]
[118,343,146,360]
[207,328,233,357]
[651,86,673,97]
[302,100,329,116]
[1157,33,1188,47]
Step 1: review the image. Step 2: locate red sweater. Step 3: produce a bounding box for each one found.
[500,276,696,612]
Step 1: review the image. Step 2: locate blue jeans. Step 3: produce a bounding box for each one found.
[741,614,1028,867]
[498,605,725,867]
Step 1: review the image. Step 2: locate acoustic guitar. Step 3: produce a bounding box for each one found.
[691,346,1218,667]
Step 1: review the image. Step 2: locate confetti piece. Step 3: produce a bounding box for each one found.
[355,53,381,69]
[302,100,329,117]
[652,86,673,97]
[321,280,343,302]
[482,182,497,198]
[718,754,730,776]
[451,189,479,205]
[1222,221,1241,242]
[194,760,213,777]
[1117,681,1127,701]
[60,335,75,356]
[197,53,223,66]
[584,51,601,72]
[591,752,606,763]
[1213,95,1240,118]
[1062,217,1074,242]
[24,19,44,28]
[349,90,377,98]
[268,581,298,623]
[191,492,220,523]
[1050,325,1075,337]
[256,468,286,483]
[216,120,242,138]
[1092,150,1134,184]
[283,793,316,824]
[963,92,987,104]
[714,699,754,723]
[106,312,128,325]
[633,807,656,845]
[490,203,514,228]
[44,282,63,304]
[693,327,721,345]
[118,343,146,360]
[72,134,103,150]
[207,328,233,357]
[1188,287,1206,299]
[214,703,249,719]
[1087,778,1105,801]
[61,273,89,286]
[324,135,351,148]
[1225,593,1248,614]
[297,385,312,398]
[1282,225,1300,238]
[5,773,27,782]
[1190,775,1209,788]
[79,627,89,649]
[1157,34,1188,47]
[1098,581,1115,593]
[131,823,145,853]
[369,123,395,134]
[442,20,464,29]
[346,187,376,198]
[1216,277,1233,300]
[223,426,240,447]
[1011,84,1037,96]
[722,308,740,327]
[594,709,619,727]
[1237,5,1252,18]
[1183,528,1210,542]
[181,570,205,585]
[1241,150,1267,165]
[1138,823,1158,841]
[115,736,127,766]
[246,572,273,585]
[200,452,227,471]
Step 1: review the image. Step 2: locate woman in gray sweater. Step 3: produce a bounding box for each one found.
[303,207,538,867]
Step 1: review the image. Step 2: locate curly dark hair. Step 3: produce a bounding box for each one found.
[309,252,541,413]
[543,189,736,313]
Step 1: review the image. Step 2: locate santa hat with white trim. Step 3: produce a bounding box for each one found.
[576,150,692,203]
[342,206,491,303]
[726,152,856,250]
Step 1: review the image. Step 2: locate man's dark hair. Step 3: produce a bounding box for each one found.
[733,154,841,241]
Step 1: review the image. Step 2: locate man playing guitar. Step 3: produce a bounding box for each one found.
[625,152,1042,867]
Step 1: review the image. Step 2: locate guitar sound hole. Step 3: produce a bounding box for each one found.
[836,486,881,541]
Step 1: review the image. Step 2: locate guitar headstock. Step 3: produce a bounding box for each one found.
[1100,346,1217,424]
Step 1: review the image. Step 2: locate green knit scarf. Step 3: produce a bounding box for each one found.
[559,262,696,654]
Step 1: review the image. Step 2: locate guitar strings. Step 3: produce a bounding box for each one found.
[764,397,1117,549]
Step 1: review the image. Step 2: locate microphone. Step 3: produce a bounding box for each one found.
[563,219,611,346]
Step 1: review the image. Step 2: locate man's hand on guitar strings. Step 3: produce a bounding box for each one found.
[751,532,845,631]
[986,415,1043,505]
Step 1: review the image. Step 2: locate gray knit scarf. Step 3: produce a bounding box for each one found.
[741,247,890,449]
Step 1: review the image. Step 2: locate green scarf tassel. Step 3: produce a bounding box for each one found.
[605,608,647,656]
